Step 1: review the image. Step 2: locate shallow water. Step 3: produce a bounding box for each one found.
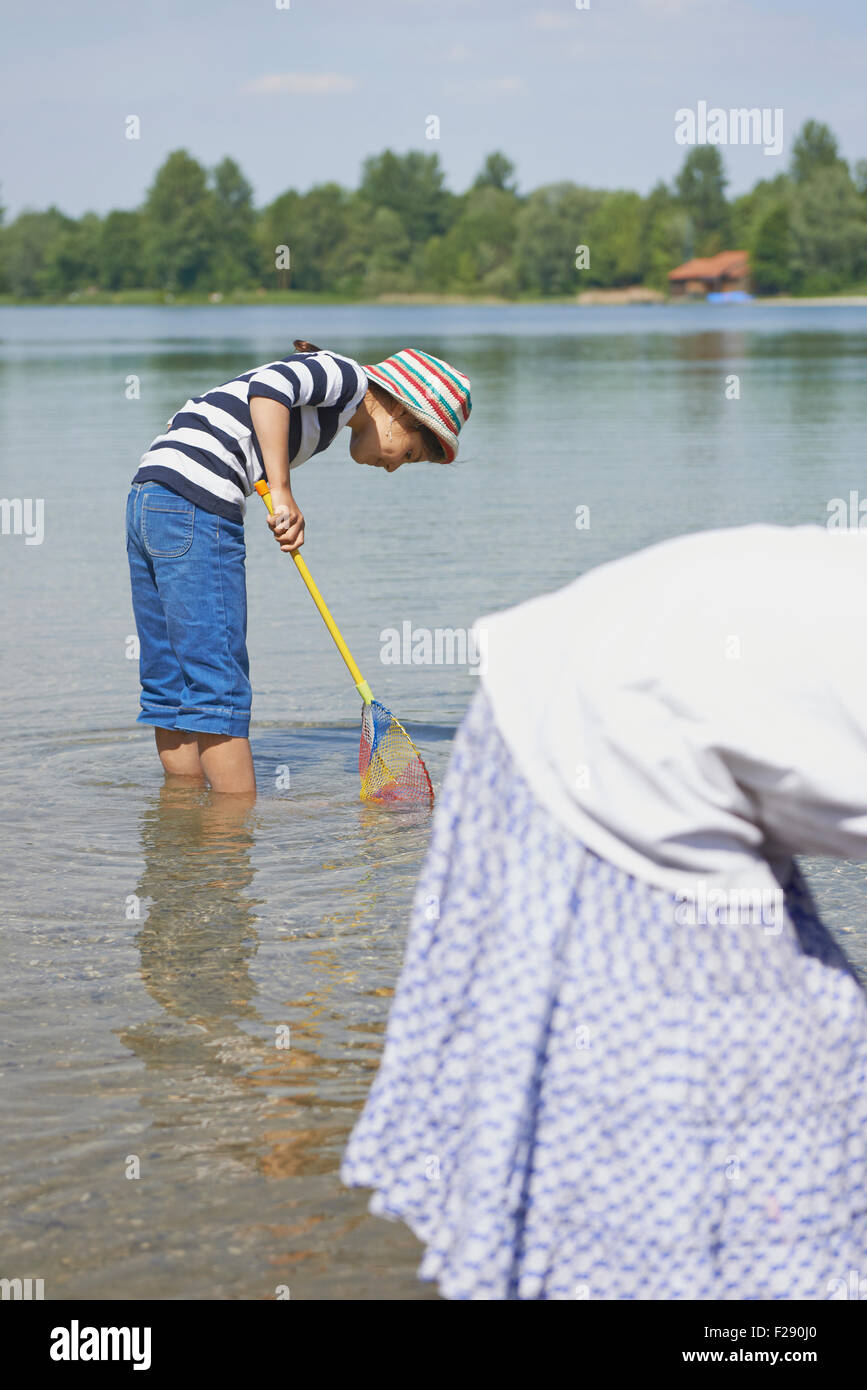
[2,303,867,1298]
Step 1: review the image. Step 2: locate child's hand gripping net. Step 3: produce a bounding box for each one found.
[359,700,434,807]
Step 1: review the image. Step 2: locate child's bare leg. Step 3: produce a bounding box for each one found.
[155,728,204,779]
[197,734,256,795]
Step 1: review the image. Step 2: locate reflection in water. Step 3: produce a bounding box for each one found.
[117,781,341,1191]
[114,776,411,1187]
[128,782,261,1030]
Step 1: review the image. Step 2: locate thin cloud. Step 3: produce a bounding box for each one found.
[636,0,706,13]
[446,76,527,102]
[566,40,606,61]
[241,73,357,96]
[532,0,703,18]
[531,10,578,28]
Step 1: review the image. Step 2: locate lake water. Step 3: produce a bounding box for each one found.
[2,302,867,1299]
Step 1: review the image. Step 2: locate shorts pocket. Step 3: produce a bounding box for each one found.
[142,497,195,558]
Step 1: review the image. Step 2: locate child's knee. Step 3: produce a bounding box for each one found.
[154,728,203,778]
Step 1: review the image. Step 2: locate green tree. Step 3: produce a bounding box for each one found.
[640,181,690,288]
[313,185,356,291]
[0,207,70,297]
[360,206,414,294]
[514,183,604,295]
[729,173,791,248]
[674,146,730,255]
[750,204,792,294]
[143,149,215,291]
[305,183,357,290]
[584,191,644,286]
[358,149,453,246]
[39,211,103,294]
[100,210,146,290]
[256,187,301,287]
[473,152,518,194]
[432,185,520,294]
[258,183,361,293]
[788,164,867,292]
[210,157,258,290]
[419,234,453,293]
[790,120,848,184]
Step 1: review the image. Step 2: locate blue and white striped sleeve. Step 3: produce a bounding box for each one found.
[248,351,366,412]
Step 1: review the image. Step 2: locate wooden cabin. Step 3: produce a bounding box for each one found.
[668,250,751,298]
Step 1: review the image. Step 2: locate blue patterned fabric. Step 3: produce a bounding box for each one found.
[341,687,867,1300]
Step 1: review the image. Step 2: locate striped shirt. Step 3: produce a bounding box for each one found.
[133,350,368,521]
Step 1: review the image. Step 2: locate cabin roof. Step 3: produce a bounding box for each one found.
[668,250,749,282]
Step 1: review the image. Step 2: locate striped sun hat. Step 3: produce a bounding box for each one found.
[363,349,471,462]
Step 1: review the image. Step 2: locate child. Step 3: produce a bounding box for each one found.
[125,341,471,793]
[342,522,867,1300]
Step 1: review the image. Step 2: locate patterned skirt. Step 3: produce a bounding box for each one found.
[341,688,867,1299]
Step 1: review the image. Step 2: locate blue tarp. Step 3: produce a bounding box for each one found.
[706,291,754,303]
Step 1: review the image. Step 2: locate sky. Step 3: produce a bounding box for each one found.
[2,0,866,217]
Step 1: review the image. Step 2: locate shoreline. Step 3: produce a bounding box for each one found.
[2,291,867,309]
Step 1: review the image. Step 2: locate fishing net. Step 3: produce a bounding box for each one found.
[359,700,434,808]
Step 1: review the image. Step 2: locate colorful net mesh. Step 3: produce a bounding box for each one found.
[358,700,434,808]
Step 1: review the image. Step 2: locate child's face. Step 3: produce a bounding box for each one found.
[350,406,427,473]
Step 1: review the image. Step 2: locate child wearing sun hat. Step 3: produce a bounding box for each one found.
[126,339,471,793]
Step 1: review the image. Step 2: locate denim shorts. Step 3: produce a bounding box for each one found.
[126,481,252,738]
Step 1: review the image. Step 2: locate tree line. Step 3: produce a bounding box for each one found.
[1,120,865,300]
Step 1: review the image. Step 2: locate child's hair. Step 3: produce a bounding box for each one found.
[292,339,446,463]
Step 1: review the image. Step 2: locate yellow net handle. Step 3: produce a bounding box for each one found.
[254,480,374,705]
